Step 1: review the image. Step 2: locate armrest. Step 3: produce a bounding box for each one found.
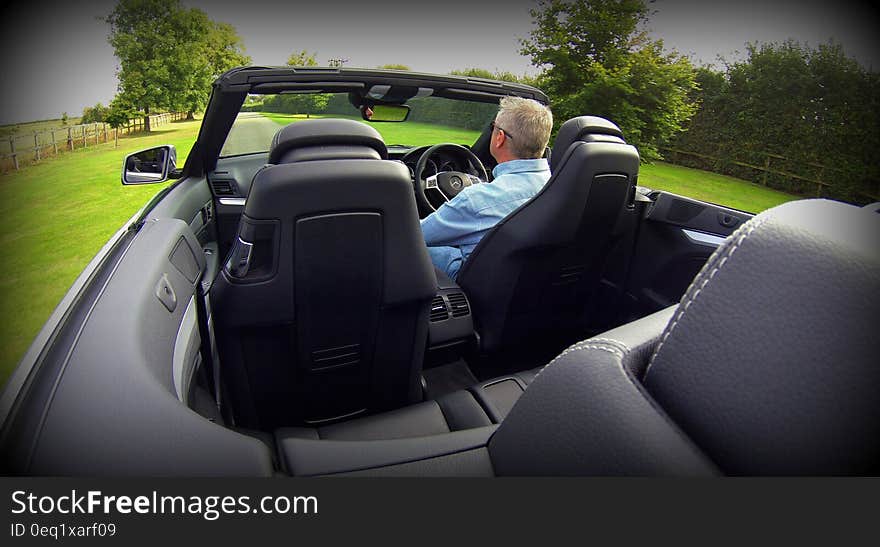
[277,425,497,476]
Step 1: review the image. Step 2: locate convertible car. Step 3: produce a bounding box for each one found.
[1,68,877,476]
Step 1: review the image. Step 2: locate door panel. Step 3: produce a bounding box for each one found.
[625,191,753,317]
[1,217,272,475]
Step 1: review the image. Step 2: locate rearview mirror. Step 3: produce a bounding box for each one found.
[361,104,410,122]
[122,145,180,185]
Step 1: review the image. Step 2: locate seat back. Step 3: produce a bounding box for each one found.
[457,116,639,353]
[489,199,880,475]
[641,199,880,474]
[212,119,436,429]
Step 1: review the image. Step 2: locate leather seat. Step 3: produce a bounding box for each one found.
[274,369,540,443]
[275,199,880,476]
[212,119,437,430]
[278,390,492,442]
[457,116,640,354]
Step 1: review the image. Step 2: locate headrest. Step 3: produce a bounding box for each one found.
[643,199,880,474]
[550,116,625,171]
[268,118,388,164]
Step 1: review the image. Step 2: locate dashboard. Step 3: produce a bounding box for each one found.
[396,145,489,183]
[210,144,487,199]
[398,146,474,180]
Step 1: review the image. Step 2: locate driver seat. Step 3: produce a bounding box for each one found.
[211,119,437,430]
[457,116,640,354]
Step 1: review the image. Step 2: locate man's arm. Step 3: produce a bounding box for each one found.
[420,193,478,246]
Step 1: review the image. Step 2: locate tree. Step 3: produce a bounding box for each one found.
[105,0,249,130]
[276,51,329,117]
[450,68,527,83]
[178,21,251,119]
[81,103,110,124]
[672,40,880,203]
[520,0,697,159]
[287,50,318,67]
[61,112,68,126]
[105,96,136,147]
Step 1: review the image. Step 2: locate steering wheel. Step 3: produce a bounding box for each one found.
[412,143,488,212]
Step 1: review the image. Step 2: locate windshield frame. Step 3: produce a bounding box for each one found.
[185,67,549,176]
[219,90,503,158]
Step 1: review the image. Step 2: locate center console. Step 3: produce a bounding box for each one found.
[427,267,474,349]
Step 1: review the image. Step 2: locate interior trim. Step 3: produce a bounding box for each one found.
[172,295,201,403]
[218,197,246,206]
[681,228,726,247]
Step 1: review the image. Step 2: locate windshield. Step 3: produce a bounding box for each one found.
[220,92,498,157]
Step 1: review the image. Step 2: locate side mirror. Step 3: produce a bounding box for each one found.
[122,145,180,185]
[361,104,410,122]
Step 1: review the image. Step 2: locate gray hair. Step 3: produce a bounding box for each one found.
[494,96,553,159]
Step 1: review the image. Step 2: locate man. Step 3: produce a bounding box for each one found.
[421,96,553,279]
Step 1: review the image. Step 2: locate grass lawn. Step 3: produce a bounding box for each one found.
[0,119,202,387]
[0,114,803,389]
[258,113,482,147]
[640,161,799,213]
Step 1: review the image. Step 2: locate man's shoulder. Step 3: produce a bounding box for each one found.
[491,158,550,178]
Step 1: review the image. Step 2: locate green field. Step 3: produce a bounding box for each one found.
[639,161,797,213]
[0,116,801,388]
[0,119,202,388]
[259,113,482,147]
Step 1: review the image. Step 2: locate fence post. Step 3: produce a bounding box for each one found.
[103,123,108,143]
[51,130,58,155]
[816,166,825,198]
[94,123,99,145]
[33,133,40,162]
[762,156,770,186]
[82,125,87,148]
[9,137,18,170]
[67,127,73,151]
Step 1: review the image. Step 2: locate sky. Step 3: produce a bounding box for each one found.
[0,0,877,125]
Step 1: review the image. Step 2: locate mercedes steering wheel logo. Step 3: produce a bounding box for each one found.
[450,176,462,189]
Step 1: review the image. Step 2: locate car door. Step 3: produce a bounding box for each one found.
[591,189,754,330]
[624,191,753,318]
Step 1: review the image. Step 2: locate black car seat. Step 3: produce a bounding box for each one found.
[275,199,880,476]
[211,119,436,430]
[456,116,640,354]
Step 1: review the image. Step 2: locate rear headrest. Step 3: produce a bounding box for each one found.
[268,118,388,164]
[643,199,880,474]
[550,116,625,171]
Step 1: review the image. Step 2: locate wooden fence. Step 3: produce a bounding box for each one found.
[660,147,834,197]
[1,112,186,174]
[660,146,880,202]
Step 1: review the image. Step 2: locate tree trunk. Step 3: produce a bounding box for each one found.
[144,115,151,133]
[187,111,195,120]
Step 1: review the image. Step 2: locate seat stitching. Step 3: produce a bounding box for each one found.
[529,342,624,384]
[643,215,771,381]
[588,337,631,353]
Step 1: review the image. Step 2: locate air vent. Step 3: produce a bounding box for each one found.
[211,179,235,196]
[429,295,449,322]
[447,292,470,318]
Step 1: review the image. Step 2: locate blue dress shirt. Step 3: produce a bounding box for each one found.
[420,158,551,279]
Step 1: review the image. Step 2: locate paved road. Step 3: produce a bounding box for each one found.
[220,112,282,157]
